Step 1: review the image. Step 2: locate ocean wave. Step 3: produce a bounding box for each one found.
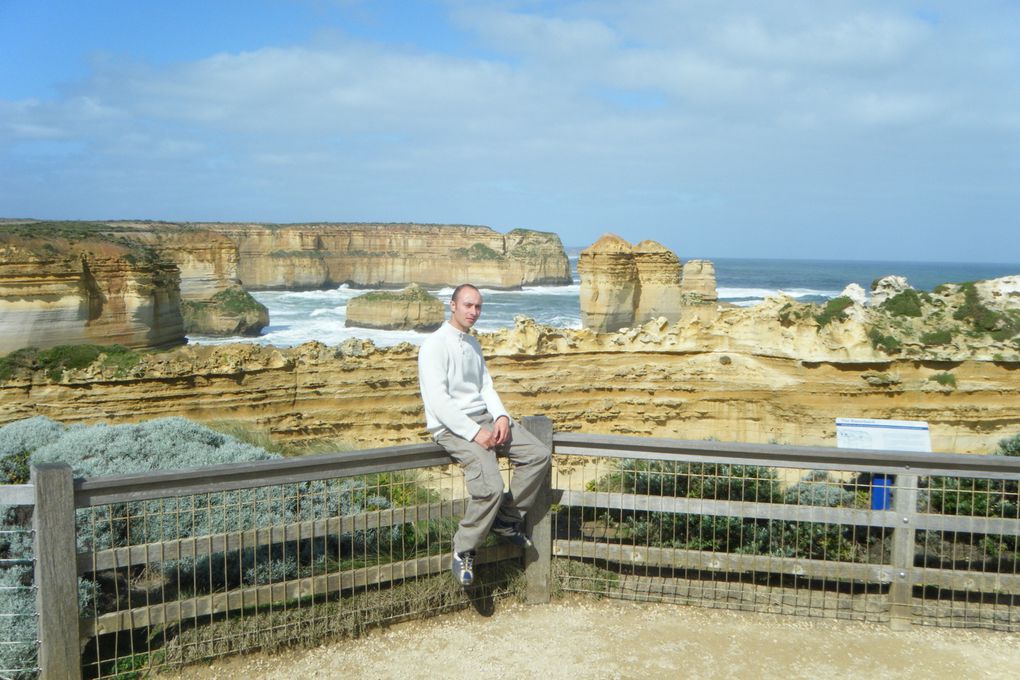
[520,284,581,295]
[717,286,839,300]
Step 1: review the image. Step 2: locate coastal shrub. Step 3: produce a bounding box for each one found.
[587,459,783,553]
[930,372,957,389]
[0,348,39,383]
[777,302,812,326]
[926,433,1020,518]
[453,242,502,260]
[814,296,854,327]
[1,344,142,382]
[881,289,925,317]
[213,286,263,314]
[953,283,1001,332]
[867,328,901,354]
[920,329,953,346]
[0,416,66,483]
[768,471,864,562]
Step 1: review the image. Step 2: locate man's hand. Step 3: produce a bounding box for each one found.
[473,427,497,450]
[492,416,510,446]
[473,417,510,450]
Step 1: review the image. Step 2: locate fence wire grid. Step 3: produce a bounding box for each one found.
[76,461,523,679]
[0,496,38,680]
[551,452,1020,632]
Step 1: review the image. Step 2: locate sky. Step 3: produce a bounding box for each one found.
[1,0,1018,262]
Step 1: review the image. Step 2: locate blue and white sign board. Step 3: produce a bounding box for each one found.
[836,418,932,453]
[836,418,931,510]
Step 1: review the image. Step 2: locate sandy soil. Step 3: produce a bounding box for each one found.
[161,598,1020,680]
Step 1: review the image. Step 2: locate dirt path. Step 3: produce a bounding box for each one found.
[161,598,1020,679]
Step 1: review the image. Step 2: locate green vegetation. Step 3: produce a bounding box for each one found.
[920,329,953,346]
[453,242,503,261]
[0,221,161,264]
[579,459,872,562]
[953,282,1001,332]
[814,296,853,326]
[867,329,902,354]
[0,344,142,383]
[881,289,926,317]
[930,372,957,389]
[926,433,1020,519]
[356,285,437,303]
[210,286,265,315]
[777,302,812,326]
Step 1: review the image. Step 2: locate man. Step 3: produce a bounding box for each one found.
[418,283,552,586]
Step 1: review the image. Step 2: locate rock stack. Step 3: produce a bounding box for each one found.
[578,234,715,332]
[345,284,445,331]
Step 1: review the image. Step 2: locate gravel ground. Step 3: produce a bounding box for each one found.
[160,598,1020,680]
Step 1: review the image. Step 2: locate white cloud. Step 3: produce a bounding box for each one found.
[0,1,1017,259]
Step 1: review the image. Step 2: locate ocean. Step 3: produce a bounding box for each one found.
[187,256,1020,348]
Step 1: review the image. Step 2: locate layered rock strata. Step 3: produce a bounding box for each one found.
[633,241,684,324]
[180,285,270,336]
[3,289,1019,455]
[346,284,445,331]
[579,234,712,332]
[193,222,571,290]
[577,234,639,332]
[0,230,185,353]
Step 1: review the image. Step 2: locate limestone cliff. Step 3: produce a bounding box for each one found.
[194,222,571,290]
[579,234,705,332]
[3,297,1019,455]
[0,224,185,353]
[346,284,445,332]
[577,234,638,332]
[633,240,683,324]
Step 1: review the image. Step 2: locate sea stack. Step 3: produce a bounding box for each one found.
[579,234,715,332]
[633,240,683,324]
[577,234,639,332]
[345,284,445,331]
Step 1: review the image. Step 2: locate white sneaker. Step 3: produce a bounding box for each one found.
[452,550,475,586]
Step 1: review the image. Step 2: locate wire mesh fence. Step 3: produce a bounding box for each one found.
[550,440,1020,632]
[75,460,525,679]
[0,487,39,680]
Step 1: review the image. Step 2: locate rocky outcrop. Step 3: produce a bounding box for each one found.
[193,223,571,290]
[180,285,270,336]
[633,241,683,324]
[578,234,713,332]
[0,228,185,353]
[3,289,1019,455]
[577,234,639,332]
[680,260,718,304]
[346,284,444,331]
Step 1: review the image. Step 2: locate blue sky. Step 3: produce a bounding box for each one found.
[1,0,1018,262]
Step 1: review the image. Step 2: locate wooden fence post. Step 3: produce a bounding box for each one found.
[889,473,919,631]
[522,415,553,604]
[32,463,82,680]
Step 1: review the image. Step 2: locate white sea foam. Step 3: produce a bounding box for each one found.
[717,286,837,300]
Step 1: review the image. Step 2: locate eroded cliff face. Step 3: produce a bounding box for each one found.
[2,308,1017,455]
[0,232,185,353]
[196,223,572,290]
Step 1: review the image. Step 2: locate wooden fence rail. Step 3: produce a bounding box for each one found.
[11,419,1020,678]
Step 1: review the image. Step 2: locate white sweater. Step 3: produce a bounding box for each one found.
[417,321,510,440]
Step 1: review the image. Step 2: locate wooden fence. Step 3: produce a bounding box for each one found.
[3,417,1019,679]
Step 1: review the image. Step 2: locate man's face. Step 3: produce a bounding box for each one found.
[450,287,483,332]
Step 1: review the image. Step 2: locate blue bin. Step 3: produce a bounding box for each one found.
[871,474,893,510]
